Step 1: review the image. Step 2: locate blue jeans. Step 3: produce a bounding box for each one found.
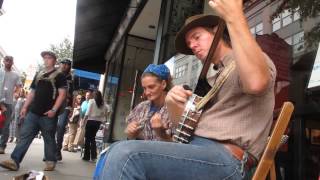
[11,112,57,167]
[56,109,70,151]
[0,103,13,149]
[94,136,250,180]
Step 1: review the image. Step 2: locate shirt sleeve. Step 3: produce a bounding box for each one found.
[85,99,93,116]
[29,73,38,90]
[125,102,146,124]
[238,53,277,96]
[159,105,173,134]
[67,75,74,96]
[55,73,67,89]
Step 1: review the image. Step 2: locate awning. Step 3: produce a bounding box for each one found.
[73,0,147,74]
[72,0,131,73]
[74,69,101,80]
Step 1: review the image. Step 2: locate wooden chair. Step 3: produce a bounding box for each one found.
[252,102,294,180]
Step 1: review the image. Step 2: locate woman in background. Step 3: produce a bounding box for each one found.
[8,93,18,143]
[125,64,172,141]
[82,90,108,161]
[63,94,83,152]
[8,89,26,143]
[14,89,26,143]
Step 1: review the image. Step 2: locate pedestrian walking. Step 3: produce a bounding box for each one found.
[55,59,74,161]
[0,51,67,171]
[0,56,22,154]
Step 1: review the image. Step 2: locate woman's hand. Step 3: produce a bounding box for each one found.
[150,113,168,131]
[125,121,141,139]
[150,113,172,141]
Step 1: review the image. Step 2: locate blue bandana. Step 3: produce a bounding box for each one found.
[143,64,170,80]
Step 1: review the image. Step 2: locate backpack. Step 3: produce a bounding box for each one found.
[34,69,66,115]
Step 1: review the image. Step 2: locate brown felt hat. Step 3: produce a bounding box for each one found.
[175,14,220,55]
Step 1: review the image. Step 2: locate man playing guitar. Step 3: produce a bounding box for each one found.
[94,0,276,179]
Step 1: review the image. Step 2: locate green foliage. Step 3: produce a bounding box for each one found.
[271,0,320,47]
[48,37,73,62]
[305,22,320,48]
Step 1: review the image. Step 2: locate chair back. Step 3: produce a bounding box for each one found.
[252,102,294,180]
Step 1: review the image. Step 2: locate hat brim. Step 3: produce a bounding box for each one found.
[41,51,57,60]
[60,61,71,65]
[175,15,220,55]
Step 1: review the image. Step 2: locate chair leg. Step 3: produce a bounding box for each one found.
[270,162,276,180]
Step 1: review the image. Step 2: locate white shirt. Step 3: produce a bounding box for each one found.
[85,99,109,122]
[0,69,22,104]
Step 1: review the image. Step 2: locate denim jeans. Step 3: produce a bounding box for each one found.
[94,136,250,180]
[11,112,57,167]
[0,103,13,149]
[56,109,70,151]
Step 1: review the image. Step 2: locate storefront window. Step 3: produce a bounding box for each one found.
[110,36,155,141]
[103,37,126,142]
[272,16,281,32]
[293,31,304,54]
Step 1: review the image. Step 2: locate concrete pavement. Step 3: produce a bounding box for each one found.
[0,138,95,180]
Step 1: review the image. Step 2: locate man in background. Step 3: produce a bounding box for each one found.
[55,59,73,161]
[0,51,67,171]
[0,56,22,154]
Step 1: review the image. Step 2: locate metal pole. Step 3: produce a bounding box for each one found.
[130,70,141,110]
[153,0,167,64]
[106,35,128,143]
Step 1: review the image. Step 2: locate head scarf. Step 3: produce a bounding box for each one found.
[143,64,170,80]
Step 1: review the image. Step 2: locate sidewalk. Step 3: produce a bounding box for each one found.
[0,138,95,180]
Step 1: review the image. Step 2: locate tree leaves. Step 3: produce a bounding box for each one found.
[48,37,73,62]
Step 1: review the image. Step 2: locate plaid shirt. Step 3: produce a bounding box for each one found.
[126,100,171,140]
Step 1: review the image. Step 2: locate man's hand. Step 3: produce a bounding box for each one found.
[125,121,142,139]
[44,110,56,118]
[0,104,7,112]
[18,117,24,126]
[165,85,192,124]
[20,107,28,119]
[208,0,244,23]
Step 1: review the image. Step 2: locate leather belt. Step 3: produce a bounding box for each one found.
[222,143,257,170]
